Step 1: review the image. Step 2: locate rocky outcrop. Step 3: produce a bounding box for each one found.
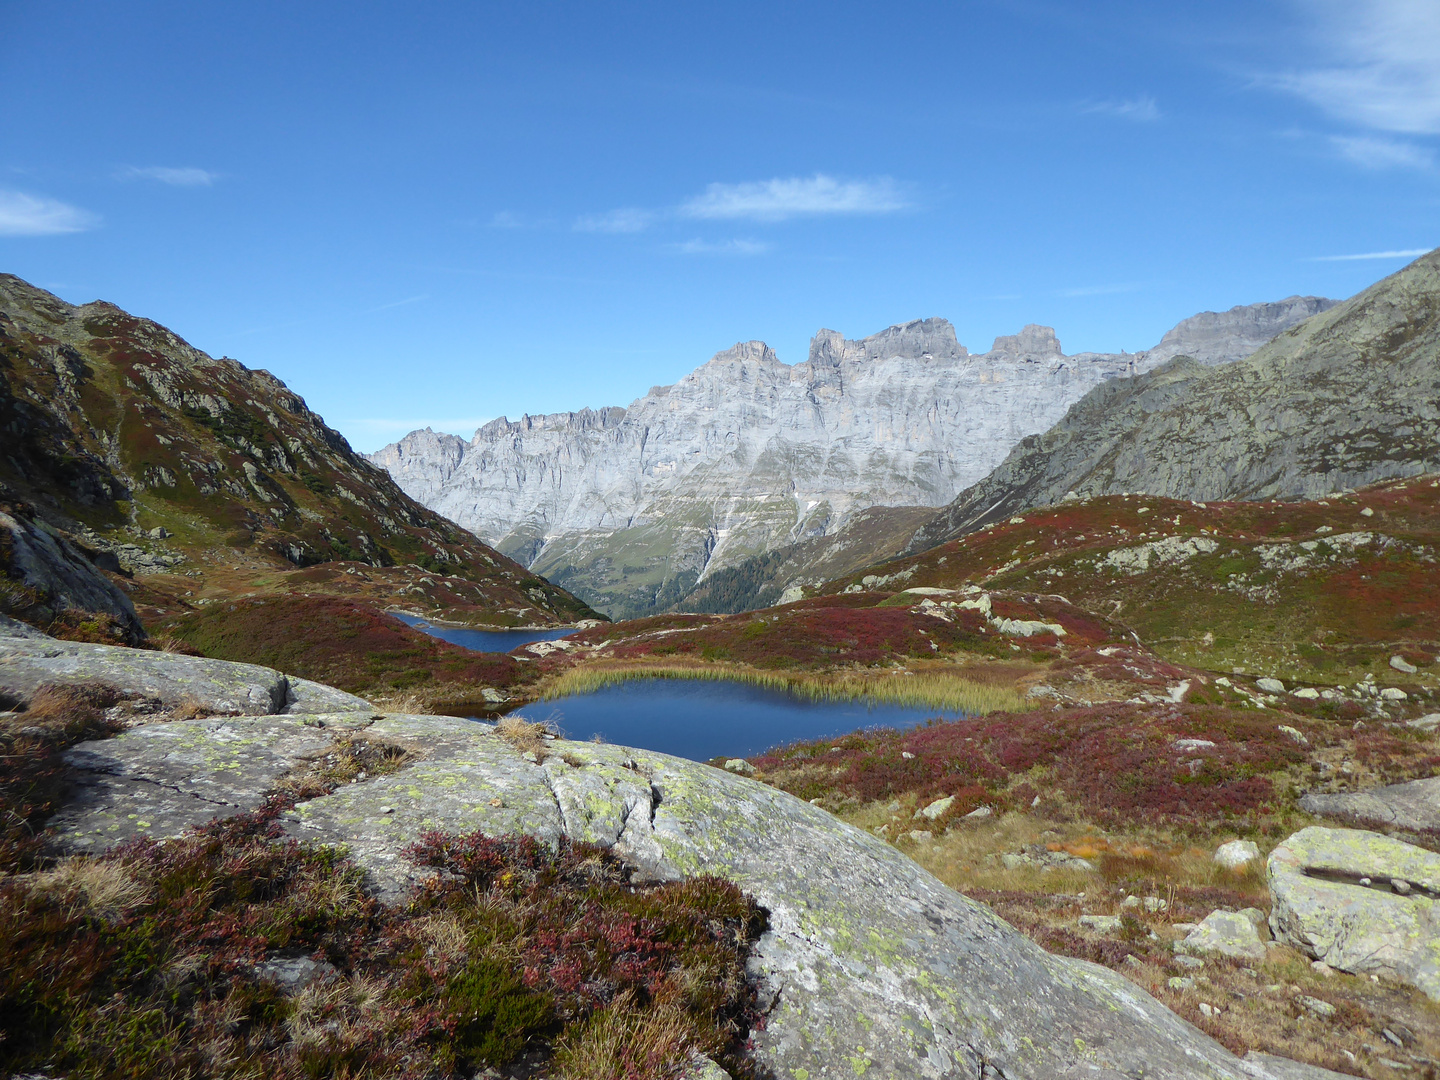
[1300,776,1440,834]
[1144,296,1338,367]
[0,503,144,639]
[374,301,1329,618]
[51,703,1286,1078]
[0,619,373,716]
[909,250,1440,551]
[1267,826,1440,999]
[1178,909,1268,961]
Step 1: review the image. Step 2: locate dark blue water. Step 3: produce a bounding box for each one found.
[391,612,576,654]
[507,678,963,761]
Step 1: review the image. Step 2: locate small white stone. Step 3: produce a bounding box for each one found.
[1390,655,1419,674]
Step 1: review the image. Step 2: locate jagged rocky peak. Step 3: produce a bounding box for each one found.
[808,317,967,365]
[700,340,781,368]
[989,324,1063,361]
[1146,295,1339,366]
[475,406,628,439]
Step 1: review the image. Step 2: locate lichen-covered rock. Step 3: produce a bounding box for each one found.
[1178,910,1267,961]
[51,713,375,851]
[1300,777,1440,834]
[51,707,1316,1076]
[0,629,373,715]
[1214,839,1261,870]
[1268,826,1440,998]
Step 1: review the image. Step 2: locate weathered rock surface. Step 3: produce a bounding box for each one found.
[1214,839,1261,870]
[0,506,144,639]
[1268,826,1440,998]
[1178,909,1268,962]
[1239,1051,1352,1080]
[1300,777,1440,835]
[53,708,1278,1078]
[910,250,1440,551]
[1144,297,1338,368]
[373,302,1327,618]
[0,622,373,715]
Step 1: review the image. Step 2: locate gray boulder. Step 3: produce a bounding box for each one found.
[51,709,1285,1078]
[1239,1051,1353,1079]
[1300,776,1440,834]
[1268,826,1440,999]
[1178,910,1267,961]
[0,628,373,715]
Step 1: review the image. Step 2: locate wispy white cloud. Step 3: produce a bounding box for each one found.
[669,237,771,255]
[487,211,525,228]
[1330,134,1435,170]
[1057,282,1143,297]
[1276,0,1440,135]
[371,294,428,312]
[1081,95,1161,122]
[574,207,657,233]
[0,190,98,236]
[1308,247,1432,261]
[678,174,908,222]
[117,165,218,186]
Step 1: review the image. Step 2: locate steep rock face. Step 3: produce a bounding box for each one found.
[374,302,1327,618]
[909,252,1440,552]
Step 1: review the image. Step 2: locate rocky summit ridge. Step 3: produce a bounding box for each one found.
[373,298,1332,619]
[909,250,1440,551]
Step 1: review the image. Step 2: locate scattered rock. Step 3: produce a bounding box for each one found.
[251,954,337,991]
[1257,677,1286,694]
[1268,826,1440,999]
[1214,839,1261,871]
[1178,910,1267,961]
[1381,687,1408,700]
[1291,687,1320,700]
[1300,776,1440,834]
[914,794,954,820]
[722,758,756,776]
[1174,955,1205,970]
[1390,655,1419,674]
[962,805,993,820]
[1079,914,1124,933]
[1408,713,1440,733]
[1296,995,1335,1019]
[1168,976,1195,991]
[1277,724,1309,746]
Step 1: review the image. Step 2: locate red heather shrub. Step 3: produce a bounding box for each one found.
[757,703,1315,829]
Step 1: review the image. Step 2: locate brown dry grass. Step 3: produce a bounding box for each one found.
[494,715,559,758]
[837,802,1440,1076]
[550,990,702,1080]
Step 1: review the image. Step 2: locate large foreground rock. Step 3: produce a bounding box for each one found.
[1268,826,1440,999]
[51,711,1299,1079]
[1300,776,1440,835]
[0,622,373,715]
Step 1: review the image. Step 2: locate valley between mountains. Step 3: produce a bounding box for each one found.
[2,253,1440,1077]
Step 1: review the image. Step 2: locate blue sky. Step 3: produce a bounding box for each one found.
[3,1,1438,451]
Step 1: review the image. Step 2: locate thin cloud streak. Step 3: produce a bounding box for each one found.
[1308,248,1432,261]
[1081,95,1161,122]
[1330,134,1435,170]
[679,174,908,222]
[372,294,428,312]
[0,190,97,235]
[574,208,656,233]
[669,238,771,255]
[1057,282,1143,297]
[117,165,218,186]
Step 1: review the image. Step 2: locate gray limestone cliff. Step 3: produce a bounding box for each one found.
[908,251,1440,552]
[372,301,1328,618]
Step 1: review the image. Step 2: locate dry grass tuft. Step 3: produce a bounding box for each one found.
[550,990,700,1080]
[494,715,559,758]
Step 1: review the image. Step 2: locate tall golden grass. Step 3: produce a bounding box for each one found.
[539,662,1025,715]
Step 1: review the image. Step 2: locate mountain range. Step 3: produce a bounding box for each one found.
[373,296,1335,618]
